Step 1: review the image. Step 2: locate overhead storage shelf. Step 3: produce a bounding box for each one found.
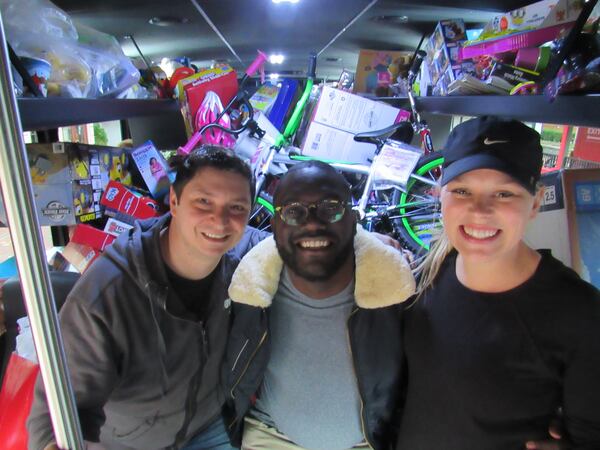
[16,95,600,132]
[18,98,180,131]
[378,95,600,128]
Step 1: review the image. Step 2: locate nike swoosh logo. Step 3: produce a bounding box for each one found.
[484,138,509,145]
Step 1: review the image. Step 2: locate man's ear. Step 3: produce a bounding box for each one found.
[169,186,178,216]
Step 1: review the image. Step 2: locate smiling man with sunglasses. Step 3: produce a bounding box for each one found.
[222,161,416,450]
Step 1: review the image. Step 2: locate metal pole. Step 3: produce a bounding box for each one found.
[0,12,84,450]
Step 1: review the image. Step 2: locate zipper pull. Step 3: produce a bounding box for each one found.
[199,320,209,361]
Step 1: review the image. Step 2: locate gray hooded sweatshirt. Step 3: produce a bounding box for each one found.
[27,214,267,450]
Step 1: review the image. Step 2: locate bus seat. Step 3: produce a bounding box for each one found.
[0,271,80,384]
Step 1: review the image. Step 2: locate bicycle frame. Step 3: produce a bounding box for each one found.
[252,53,317,199]
[406,50,435,155]
[271,152,438,223]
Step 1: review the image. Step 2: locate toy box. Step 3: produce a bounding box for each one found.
[129,141,173,199]
[100,180,161,225]
[61,242,100,273]
[354,50,413,96]
[70,224,116,252]
[249,83,280,114]
[425,19,468,95]
[525,169,600,288]
[234,111,281,176]
[268,79,299,131]
[460,0,582,59]
[0,143,131,226]
[486,60,541,91]
[302,122,380,164]
[301,86,409,164]
[104,217,133,237]
[309,86,405,133]
[177,66,238,137]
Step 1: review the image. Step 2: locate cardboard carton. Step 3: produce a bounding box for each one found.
[70,224,116,252]
[354,49,413,96]
[301,86,409,164]
[177,66,238,136]
[0,143,130,226]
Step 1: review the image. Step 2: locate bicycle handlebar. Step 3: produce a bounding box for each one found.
[245,50,268,78]
[307,52,317,78]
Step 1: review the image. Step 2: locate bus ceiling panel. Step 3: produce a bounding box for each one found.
[51,0,535,80]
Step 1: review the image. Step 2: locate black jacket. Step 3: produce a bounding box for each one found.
[222,227,416,449]
[28,214,267,450]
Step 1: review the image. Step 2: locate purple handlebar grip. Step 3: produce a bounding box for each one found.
[178,130,202,155]
[245,50,267,77]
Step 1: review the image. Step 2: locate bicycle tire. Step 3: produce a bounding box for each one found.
[391,152,444,256]
[248,192,274,232]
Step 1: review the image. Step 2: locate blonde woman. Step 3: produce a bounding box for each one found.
[396,117,600,450]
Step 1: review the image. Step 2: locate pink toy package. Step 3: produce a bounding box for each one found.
[130,141,174,199]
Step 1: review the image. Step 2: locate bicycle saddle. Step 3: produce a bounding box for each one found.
[353,121,414,145]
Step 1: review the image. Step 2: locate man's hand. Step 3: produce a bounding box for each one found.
[525,441,568,450]
[371,232,414,264]
[525,420,569,450]
[44,441,107,450]
[372,232,402,250]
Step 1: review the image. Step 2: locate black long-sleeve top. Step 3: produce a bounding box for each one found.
[397,250,600,450]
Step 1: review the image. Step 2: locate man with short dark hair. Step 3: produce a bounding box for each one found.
[28,146,267,450]
[223,161,416,450]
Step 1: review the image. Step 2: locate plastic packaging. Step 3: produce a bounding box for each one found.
[75,24,140,98]
[1,0,139,98]
[15,317,37,364]
[179,91,235,155]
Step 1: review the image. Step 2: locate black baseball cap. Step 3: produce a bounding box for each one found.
[441,116,543,194]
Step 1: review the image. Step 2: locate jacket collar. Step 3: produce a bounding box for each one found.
[228,226,415,309]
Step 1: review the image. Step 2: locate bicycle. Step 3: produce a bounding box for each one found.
[248,50,444,258]
[180,50,444,258]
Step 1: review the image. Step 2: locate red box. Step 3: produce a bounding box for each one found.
[100,180,160,223]
[62,242,100,273]
[177,66,238,136]
[70,224,116,252]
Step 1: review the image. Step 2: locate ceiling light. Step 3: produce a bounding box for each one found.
[269,73,280,81]
[148,16,189,26]
[272,0,300,3]
[371,15,409,24]
[269,54,285,64]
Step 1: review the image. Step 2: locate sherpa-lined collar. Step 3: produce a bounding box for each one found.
[228,226,415,309]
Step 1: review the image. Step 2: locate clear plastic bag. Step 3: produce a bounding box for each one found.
[1,0,90,97]
[75,24,140,98]
[1,0,139,98]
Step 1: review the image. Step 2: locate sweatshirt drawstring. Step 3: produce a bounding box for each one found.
[146,282,169,396]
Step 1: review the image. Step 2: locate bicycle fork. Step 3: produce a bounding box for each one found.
[355,169,375,221]
[254,146,278,202]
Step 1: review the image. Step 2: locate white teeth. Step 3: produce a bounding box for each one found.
[204,232,227,239]
[298,239,330,248]
[463,226,498,239]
